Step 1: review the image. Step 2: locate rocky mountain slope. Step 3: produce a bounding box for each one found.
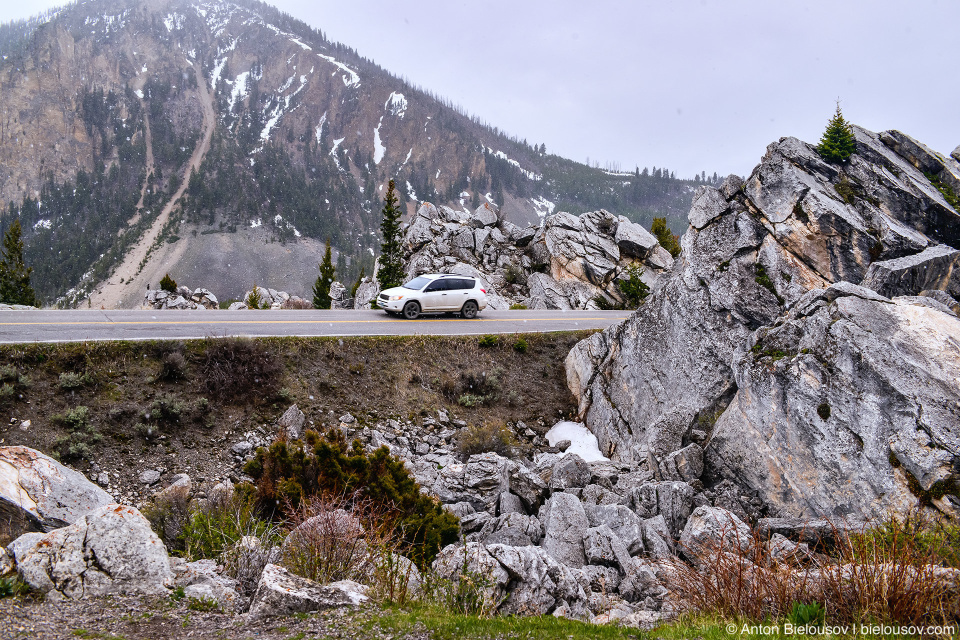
[567,126,960,521]
[0,0,709,307]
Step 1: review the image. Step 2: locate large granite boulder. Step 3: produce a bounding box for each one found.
[859,244,960,299]
[12,504,173,599]
[706,284,960,519]
[0,446,113,539]
[540,492,589,568]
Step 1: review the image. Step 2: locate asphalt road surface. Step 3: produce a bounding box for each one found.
[0,309,632,344]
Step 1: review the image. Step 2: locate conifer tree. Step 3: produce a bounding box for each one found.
[651,217,681,258]
[376,179,404,290]
[313,239,336,309]
[816,103,857,163]
[0,219,39,307]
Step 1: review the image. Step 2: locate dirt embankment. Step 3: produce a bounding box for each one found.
[0,332,590,521]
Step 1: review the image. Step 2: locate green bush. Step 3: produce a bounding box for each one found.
[617,264,650,308]
[244,429,459,567]
[159,273,178,293]
[508,303,527,310]
[512,337,528,354]
[52,406,101,461]
[58,371,94,390]
[652,217,681,258]
[456,422,521,458]
[477,335,498,348]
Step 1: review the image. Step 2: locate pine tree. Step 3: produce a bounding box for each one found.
[0,219,39,307]
[313,239,336,309]
[651,217,681,258]
[816,103,857,163]
[376,179,405,290]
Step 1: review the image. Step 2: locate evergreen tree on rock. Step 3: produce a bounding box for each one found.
[377,179,405,290]
[816,102,857,163]
[313,239,336,309]
[0,219,39,307]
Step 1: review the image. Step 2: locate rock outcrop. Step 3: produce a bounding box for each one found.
[248,564,368,619]
[567,127,960,520]
[0,446,113,539]
[144,285,219,310]
[401,203,672,310]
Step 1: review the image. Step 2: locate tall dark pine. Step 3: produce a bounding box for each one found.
[816,103,857,163]
[377,179,404,290]
[0,219,39,307]
[313,239,336,309]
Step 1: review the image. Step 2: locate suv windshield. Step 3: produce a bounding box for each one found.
[402,276,432,290]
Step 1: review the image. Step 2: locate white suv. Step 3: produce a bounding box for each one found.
[378,274,488,319]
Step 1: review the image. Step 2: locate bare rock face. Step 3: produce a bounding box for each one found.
[401,203,671,310]
[706,284,960,519]
[248,564,368,619]
[0,446,112,538]
[567,126,960,520]
[13,504,173,599]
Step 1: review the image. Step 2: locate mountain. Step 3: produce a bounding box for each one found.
[0,0,712,307]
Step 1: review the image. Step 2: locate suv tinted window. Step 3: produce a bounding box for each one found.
[403,276,431,290]
[460,278,476,290]
[424,279,448,292]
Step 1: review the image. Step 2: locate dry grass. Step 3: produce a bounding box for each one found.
[666,512,960,627]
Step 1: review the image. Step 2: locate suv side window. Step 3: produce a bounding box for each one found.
[461,278,475,290]
[424,280,447,292]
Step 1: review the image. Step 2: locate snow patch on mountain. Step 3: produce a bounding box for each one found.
[373,117,386,165]
[163,12,185,32]
[486,148,543,181]
[385,92,407,118]
[33,219,52,230]
[530,195,556,218]
[315,112,327,144]
[228,71,250,111]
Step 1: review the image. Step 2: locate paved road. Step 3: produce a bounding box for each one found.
[0,309,631,344]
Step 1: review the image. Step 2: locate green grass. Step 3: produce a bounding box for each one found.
[367,604,643,639]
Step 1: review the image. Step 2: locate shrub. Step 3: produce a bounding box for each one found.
[159,273,178,293]
[503,264,526,286]
[817,403,831,420]
[148,395,186,424]
[457,394,484,408]
[652,217,681,258]
[246,284,269,310]
[199,337,283,401]
[180,490,280,563]
[617,264,650,308]
[508,303,527,310]
[456,422,520,458]
[142,483,192,553]
[244,429,459,567]
[0,575,28,598]
[158,351,188,382]
[58,371,94,390]
[52,406,101,461]
[667,514,960,627]
[186,596,220,612]
[512,337,528,354]
[478,335,498,348]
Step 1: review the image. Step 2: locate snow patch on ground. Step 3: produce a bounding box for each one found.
[385,92,407,118]
[250,218,262,228]
[330,138,345,171]
[33,219,52,230]
[545,422,608,462]
[402,148,412,167]
[315,112,327,144]
[134,89,144,99]
[316,53,360,87]
[373,117,385,165]
[406,181,418,202]
[163,12,185,31]
[228,71,250,112]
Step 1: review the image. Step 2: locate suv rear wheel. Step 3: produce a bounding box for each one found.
[460,300,478,319]
[402,301,421,320]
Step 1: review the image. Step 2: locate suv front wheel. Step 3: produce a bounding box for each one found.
[460,300,479,319]
[402,301,421,320]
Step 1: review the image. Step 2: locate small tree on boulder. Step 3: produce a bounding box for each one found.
[816,102,857,164]
[159,273,178,294]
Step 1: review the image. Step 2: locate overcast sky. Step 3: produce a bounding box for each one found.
[1,0,957,178]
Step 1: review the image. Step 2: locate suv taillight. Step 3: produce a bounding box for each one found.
[480,288,486,294]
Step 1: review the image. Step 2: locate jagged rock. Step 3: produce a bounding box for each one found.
[505,459,548,512]
[657,444,703,482]
[471,203,499,227]
[278,404,306,440]
[480,512,543,546]
[583,525,633,573]
[687,185,729,230]
[0,446,112,537]
[614,216,659,259]
[641,516,673,559]
[767,533,811,565]
[568,127,960,467]
[679,506,752,560]
[617,561,668,604]
[139,469,161,485]
[432,543,510,609]
[630,482,694,538]
[583,504,645,555]
[920,289,960,315]
[13,504,173,599]
[541,492,589,568]
[228,301,248,310]
[550,453,592,490]
[952,145,960,163]
[582,564,621,592]
[486,544,589,618]
[756,517,867,548]
[247,564,368,619]
[859,244,959,298]
[497,492,525,516]
[706,286,960,519]
[353,278,380,310]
